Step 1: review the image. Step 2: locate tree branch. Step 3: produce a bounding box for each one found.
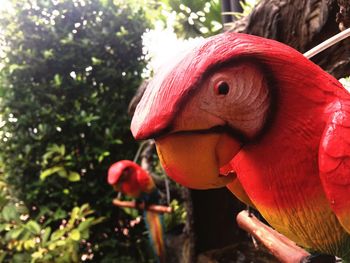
[236,210,310,263]
[112,199,172,214]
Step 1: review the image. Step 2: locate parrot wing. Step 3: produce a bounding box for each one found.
[319,99,350,234]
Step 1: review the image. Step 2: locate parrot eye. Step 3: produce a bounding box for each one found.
[214,81,230,95]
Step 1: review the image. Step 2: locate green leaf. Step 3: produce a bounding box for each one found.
[10,227,24,239]
[53,74,62,86]
[67,171,80,182]
[98,151,110,163]
[12,253,29,263]
[100,0,109,7]
[92,217,106,225]
[16,204,28,214]
[70,207,80,222]
[31,248,45,259]
[0,223,11,232]
[50,229,66,241]
[69,229,80,241]
[0,195,9,209]
[2,204,19,221]
[59,33,73,44]
[23,239,36,250]
[80,203,90,213]
[112,139,123,145]
[116,26,129,37]
[48,243,56,251]
[57,169,68,178]
[55,240,66,247]
[40,166,64,180]
[9,64,24,74]
[25,220,41,235]
[53,209,67,220]
[41,227,51,244]
[43,49,54,59]
[77,218,94,232]
[91,57,102,65]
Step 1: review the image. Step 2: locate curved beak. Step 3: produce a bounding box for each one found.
[155,132,241,189]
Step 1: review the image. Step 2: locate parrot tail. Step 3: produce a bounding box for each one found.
[144,211,166,263]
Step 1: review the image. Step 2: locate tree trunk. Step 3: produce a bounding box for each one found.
[230,0,350,78]
[191,188,247,253]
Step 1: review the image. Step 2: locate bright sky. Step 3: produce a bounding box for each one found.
[142,27,204,78]
[141,12,205,78]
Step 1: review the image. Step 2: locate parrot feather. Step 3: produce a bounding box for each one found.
[320,100,350,236]
[108,160,166,263]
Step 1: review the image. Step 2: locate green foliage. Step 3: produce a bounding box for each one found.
[0,168,103,263]
[163,199,186,231]
[160,0,223,38]
[233,0,260,19]
[40,144,81,182]
[0,0,154,261]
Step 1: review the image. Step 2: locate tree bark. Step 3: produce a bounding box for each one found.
[337,0,350,30]
[230,0,350,79]
[191,188,247,254]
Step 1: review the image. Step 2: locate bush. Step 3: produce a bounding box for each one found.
[0,170,103,263]
[0,0,153,261]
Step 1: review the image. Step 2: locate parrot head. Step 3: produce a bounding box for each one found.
[108,160,143,197]
[130,32,329,189]
[108,160,156,197]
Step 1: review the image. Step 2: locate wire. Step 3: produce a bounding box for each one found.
[164,177,171,205]
[133,140,148,163]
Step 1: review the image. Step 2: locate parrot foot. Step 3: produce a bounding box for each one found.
[300,254,336,263]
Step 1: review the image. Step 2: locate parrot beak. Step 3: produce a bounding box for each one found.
[155,132,241,189]
[131,33,275,189]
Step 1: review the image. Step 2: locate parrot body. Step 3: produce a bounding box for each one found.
[130,33,350,259]
[108,160,166,263]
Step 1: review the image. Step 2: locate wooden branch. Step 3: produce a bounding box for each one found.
[236,210,310,263]
[112,199,172,214]
[304,28,350,58]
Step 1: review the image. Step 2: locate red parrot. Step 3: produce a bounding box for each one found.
[108,160,166,263]
[130,32,350,260]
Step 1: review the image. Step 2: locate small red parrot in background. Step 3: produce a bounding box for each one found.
[130,32,350,260]
[108,160,166,263]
